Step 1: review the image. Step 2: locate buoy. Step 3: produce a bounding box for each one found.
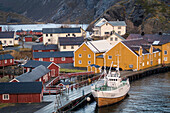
[86,97,91,102]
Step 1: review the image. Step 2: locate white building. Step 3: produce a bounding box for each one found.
[92,18,126,37]
[0,31,19,46]
[42,27,86,45]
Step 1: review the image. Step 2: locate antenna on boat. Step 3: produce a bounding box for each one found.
[108,61,113,75]
[116,54,120,73]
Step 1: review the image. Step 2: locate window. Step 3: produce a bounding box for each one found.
[50,57,54,61]
[39,58,43,61]
[83,47,86,51]
[147,61,149,65]
[118,26,121,29]
[154,53,156,57]
[108,56,112,59]
[88,61,91,64]
[72,34,75,36]
[115,37,118,41]
[110,38,113,41]
[79,54,82,57]
[48,39,50,42]
[68,34,70,36]
[63,46,66,49]
[105,32,109,34]
[143,55,144,60]
[88,54,91,58]
[118,31,121,34]
[164,57,167,61]
[147,54,149,59]
[10,41,12,44]
[38,50,42,52]
[79,60,82,64]
[10,59,12,63]
[4,40,6,43]
[3,94,9,100]
[95,31,99,34]
[5,60,7,64]
[71,46,74,49]
[129,65,133,68]
[46,34,48,37]
[106,23,108,26]
[151,61,153,65]
[142,62,144,66]
[50,50,54,52]
[50,34,52,37]
[164,51,167,55]
[61,57,65,61]
[159,52,160,56]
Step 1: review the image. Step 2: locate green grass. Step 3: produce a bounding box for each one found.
[0,103,15,109]
[60,68,86,73]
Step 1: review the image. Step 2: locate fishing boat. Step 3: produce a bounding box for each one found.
[91,59,130,107]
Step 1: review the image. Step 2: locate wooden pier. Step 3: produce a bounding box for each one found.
[35,64,170,113]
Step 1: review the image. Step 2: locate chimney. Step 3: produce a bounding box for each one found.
[141,32,145,36]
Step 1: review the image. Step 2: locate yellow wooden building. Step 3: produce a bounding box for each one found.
[127,34,170,65]
[105,39,161,70]
[74,40,112,68]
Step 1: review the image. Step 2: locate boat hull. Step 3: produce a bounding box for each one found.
[94,94,127,107]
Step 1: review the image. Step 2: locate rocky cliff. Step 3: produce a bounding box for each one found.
[0,0,169,33]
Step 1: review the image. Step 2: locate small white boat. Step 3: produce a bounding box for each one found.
[91,60,130,107]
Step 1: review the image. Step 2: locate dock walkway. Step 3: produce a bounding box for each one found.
[35,84,92,113]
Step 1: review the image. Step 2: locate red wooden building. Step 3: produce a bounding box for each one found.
[24,35,33,42]
[32,44,58,52]
[10,65,51,84]
[32,30,42,36]
[0,54,14,67]
[23,60,60,77]
[0,82,43,103]
[33,51,74,64]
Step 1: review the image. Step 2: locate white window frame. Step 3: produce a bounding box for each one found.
[3,94,9,100]
[38,50,42,52]
[88,54,91,58]
[5,60,7,64]
[10,59,12,63]
[147,61,149,65]
[164,50,167,55]
[50,57,54,61]
[79,60,82,64]
[88,61,91,64]
[39,58,43,61]
[154,53,156,57]
[79,54,82,57]
[164,57,167,61]
[61,57,65,61]
[108,56,112,59]
[142,62,144,66]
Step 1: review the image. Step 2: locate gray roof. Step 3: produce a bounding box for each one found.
[0,54,14,60]
[33,51,74,58]
[58,37,84,46]
[0,82,42,94]
[96,21,126,27]
[122,39,150,55]
[23,60,53,68]
[109,21,126,26]
[0,31,14,39]
[15,65,50,82]
[127,34,170,45]
[32,44,58,50]
[43,28,81,34]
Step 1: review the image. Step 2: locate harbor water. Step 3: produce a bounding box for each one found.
[73,72,170,113]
